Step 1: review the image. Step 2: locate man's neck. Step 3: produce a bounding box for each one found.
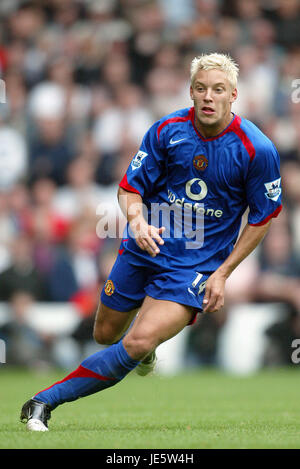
[194,111,234,139]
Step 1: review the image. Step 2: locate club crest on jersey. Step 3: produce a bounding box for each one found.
[193,154,208,171]
[104,280,115,296]
[131,150,148,171]
[264,178,281,202]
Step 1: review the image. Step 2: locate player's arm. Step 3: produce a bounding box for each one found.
[118,187,165,257]
[203,221,271,313]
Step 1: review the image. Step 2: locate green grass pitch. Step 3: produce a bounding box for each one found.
[1,367,300,449]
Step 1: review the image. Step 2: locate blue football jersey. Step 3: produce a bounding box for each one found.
[119,107,282,272]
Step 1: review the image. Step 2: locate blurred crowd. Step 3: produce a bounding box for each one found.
[0,0,300,369]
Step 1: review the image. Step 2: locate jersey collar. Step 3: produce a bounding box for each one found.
[189,106,238,142]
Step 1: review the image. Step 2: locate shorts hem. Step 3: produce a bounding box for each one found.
[145,292,201,326]
[100,294,143,313]
[145,291,203,314]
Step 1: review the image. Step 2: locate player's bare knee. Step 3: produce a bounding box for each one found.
[92,327,104,345]
[93,325,118,345]
[123,334,156,361]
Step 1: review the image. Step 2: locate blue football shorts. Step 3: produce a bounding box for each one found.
[100,245,211,322]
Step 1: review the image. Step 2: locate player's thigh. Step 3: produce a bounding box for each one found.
[93,301,138,344]
[123,296,194,353]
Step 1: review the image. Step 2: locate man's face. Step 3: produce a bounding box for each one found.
[190,69,237,129]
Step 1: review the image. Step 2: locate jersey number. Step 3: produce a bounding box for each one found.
[192,272,207,295]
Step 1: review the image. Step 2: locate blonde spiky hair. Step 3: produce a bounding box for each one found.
[190,53,239,90]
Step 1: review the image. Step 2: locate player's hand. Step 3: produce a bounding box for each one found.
[202,271,226,313]
[129,216,165,257]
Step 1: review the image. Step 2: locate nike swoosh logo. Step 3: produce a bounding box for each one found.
[170,137,188,145]
[188,288,196,297]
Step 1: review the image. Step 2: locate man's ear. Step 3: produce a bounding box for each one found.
[230,87,238,104]
[190,85,194,101]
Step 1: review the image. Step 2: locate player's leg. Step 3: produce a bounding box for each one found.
[20,341,139,430]
[92,301,157,375]
[28,295,191,414]
[20,303,139,427]
[92,301,138,345]
[20,249,150,430]
[126,296,195,376]
[123,296,195,361]
[20,291,140,431]
[92,300,158,375]
[20,297,193,431]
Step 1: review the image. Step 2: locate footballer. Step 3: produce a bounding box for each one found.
[20,53,282,431]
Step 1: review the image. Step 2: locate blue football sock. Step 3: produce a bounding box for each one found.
[34,340,139,410]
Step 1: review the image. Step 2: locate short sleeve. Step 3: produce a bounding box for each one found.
[246,142,282,226]
[119,122,165,199]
